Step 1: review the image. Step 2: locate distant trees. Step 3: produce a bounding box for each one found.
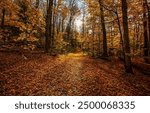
[0,0,81,52]
[44,0,81,53]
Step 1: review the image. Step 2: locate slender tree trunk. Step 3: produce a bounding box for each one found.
[121,0,133,73]
[92,20,95,56]
[62,18,64,32]
[52,0,56,50]
[67,16,73,47]
[143,1,149,56]
[1,8,6,29]
[35,0,39,8]
[135,22,140,51]
[116,11,124,51]
[58,17,61,33]
[98,17,101,55]
[98,0,108,57]
[116,11,126,62]
[82,9,85,38]
[45,0,53,53]
[145,0,150,55]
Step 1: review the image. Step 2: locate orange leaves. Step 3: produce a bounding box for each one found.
[0,0,45,51]
[0,52,150,96]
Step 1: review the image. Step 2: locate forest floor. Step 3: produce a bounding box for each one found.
[0,51,150,96]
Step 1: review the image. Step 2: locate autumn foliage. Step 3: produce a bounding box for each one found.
[0,0,150,96]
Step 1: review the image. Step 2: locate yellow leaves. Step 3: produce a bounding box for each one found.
[27,36,39,42]
[17,33,26,41]
[0,0,45,51]
[21,44,36,50]
[62,8,69,18]
[107,34,120,49]
[55,32,68,50]
[0,0,19,14]
[19,24,27,31]
[58,0,63,6]
[16,33,38,42]
[14,33,38,50]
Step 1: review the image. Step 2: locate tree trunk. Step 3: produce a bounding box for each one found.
[121,0,133,73]
[62,18,64,32]
[1,8,6,29]
[143,1,149,56]
[82,9,85,38]
[35,0,39,8]
[98,0,108,57]
[145,0,150,56]
[51,0,56,50]
[67,17,72,43]
[116,11,123,46]
[98,16,101,55]
[45,0,53,53]
[92,19,95,56]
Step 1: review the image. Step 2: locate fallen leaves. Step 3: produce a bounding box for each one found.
[0,52,150,96]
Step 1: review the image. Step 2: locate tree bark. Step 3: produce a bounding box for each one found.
[35,0,39,8]
[1,8,6,29]
[143,1,149,56]
[82,9,85,38]
[52,0,56,49]
[145,0,150,56]
[45,0,53,53]
[121,0,133,73]
[92,18,95,56]
[98,0,108,57]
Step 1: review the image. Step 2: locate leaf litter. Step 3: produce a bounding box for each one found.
[0,52,150,96]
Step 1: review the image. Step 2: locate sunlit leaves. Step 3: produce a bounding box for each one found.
[0,0,45,50]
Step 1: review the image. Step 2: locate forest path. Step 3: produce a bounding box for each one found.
[0,52,150,95]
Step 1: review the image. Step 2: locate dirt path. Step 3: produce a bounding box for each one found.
[0,52,150,96]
